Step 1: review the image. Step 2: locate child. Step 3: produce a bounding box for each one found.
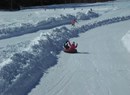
[64,40,70,49]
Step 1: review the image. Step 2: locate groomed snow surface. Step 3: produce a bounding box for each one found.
[0,0,130,95]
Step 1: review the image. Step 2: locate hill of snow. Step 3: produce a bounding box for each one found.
[0,0,130,95]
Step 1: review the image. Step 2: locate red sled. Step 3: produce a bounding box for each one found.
[64,48,77,53]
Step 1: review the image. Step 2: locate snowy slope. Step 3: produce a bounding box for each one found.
[29,20,130,95]
[0,0,130,95]
[29,1,130,95]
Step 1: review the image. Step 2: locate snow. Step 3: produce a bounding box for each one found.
[29,20,130,95]
[0,11,100,40]
[0,0,130,95]
[122,30,130,53]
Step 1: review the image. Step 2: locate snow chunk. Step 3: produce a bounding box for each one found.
[0,58,12,69]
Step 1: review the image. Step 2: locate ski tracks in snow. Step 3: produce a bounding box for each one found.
[44,54,80,95]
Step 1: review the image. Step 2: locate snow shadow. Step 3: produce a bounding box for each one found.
[65,51,90,54]
[77,51,90,54]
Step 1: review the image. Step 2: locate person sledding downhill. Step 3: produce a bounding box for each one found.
[63,40,78,53]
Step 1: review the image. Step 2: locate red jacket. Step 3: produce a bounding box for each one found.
[68,41,78,50]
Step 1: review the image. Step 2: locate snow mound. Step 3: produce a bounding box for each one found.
[76,11,99,20]
[0,41,30,63]
[122,30,130,52]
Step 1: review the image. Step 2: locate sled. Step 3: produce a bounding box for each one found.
[64,48,77,53]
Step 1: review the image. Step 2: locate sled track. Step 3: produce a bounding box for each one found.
[1,15,130,95]
[47,55,79,95]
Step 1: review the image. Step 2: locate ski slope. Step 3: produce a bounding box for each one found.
[0,0,130,95]
[29,1,130,95]
[29,19,130,95]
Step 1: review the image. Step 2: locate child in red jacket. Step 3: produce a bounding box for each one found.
[64,41,78,53]
[68,41,78,50]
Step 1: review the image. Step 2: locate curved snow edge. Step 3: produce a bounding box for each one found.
[122,30,130,53]
[1,15,130,95]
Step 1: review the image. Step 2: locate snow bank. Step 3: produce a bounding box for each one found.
[0,41,30,63]
[1,15,130,95]
[122,30,130,53]
[76,10,99,20]
[0,11,99,40]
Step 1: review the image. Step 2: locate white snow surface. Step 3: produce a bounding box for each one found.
[0,0,130,95]
[122,30,130,53]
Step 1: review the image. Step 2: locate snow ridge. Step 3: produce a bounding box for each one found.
[0,41,30,63]
[0,11,99,40]
[1,15,130,95]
